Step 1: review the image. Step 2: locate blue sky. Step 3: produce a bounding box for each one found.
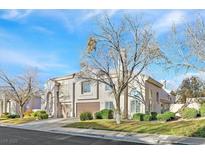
[0,9,204,90]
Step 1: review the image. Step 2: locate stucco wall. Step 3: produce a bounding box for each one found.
[170,103,201,113]
[145,81,161,113]
[44,74,175,118]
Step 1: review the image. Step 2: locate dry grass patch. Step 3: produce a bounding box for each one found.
[0,117,36,125]
[64,119,205,137]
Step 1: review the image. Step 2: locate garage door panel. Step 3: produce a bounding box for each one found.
[76,102,100,117]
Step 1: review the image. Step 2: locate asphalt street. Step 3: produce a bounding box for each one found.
[0,126,143,145]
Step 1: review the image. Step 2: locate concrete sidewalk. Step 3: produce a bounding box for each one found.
[46,127,205,145]
[1,119,205,145]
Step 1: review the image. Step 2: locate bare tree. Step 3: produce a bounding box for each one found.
[0,68,39,118]
[79,15,165,124]
[166,16,205,72]
[163,15,205,111]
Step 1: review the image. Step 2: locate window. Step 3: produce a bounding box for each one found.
[130,89,141,98]
[105,84,112,91]
[130,100,141,113]
[81,81,91,94]
[105,101,114,110]
[156,92,159,103]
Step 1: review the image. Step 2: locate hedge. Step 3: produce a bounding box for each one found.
[101,109,114,119]
[95,111,102,119]
[0,113,20,119]
[132,113,144,121]
[151,112,158,120]
[157,112,175,121]
[181,108,198,119]
[132,113,155,121]
[80,112,93,121]
[8,114,20,119]
[143,114,152,121]
[0,112,10,119]
[94,109,113,119]
[32,110,49,120]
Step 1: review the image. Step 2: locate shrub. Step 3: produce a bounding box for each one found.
[80,112,93,121]
[181,108,198,119]
[132,113,144,121]
[95,111,102,119]
[31,112,37,117]
[0,113,20,119]
[100,109,113,119]
[151,112,158,120]
[32,110,49,120]
[7,114,20,119]
[0,112,10,119]
[143,114,152,121]
[23,110,34,118]
[157,112,175,121]
[37,113,49,120]
[200,104,205,117]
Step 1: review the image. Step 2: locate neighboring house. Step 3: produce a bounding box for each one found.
[43,73,175,119]
[0,86,42,116]
[160,89,176,112]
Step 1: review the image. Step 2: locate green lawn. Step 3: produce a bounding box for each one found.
[64,119,205,138]
[0,117,36,125]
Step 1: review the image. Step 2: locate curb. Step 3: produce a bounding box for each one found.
[49,129,153,145]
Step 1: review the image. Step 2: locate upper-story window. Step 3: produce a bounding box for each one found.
[105,84,112,91]
[81,81,91,94]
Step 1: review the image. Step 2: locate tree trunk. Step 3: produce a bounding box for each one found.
[124,85,129,119]
[20,105,24,119]
[116,110,121,124]
[115,95,121,124]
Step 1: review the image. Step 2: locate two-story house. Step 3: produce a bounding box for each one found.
[43,73,175,119]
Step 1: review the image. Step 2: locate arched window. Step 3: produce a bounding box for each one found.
[130,89,141,99]
[46,92,54,116]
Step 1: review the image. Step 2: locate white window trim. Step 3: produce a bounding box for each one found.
[81,81,92,94]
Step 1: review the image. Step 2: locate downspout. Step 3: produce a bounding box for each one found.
[72,82,75,117]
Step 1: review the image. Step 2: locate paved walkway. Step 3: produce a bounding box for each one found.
[1,118,205,145]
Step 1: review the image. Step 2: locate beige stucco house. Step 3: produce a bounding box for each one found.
[43,73,175,119]
[0,86,42,116]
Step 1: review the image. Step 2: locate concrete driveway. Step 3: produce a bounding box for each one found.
[14,118,79,131]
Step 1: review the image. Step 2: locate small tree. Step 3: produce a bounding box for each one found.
[177,76,205,103]
[0,69,39,118]
[79,15,165,124]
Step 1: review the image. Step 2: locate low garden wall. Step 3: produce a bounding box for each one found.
[170,103,201,113]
